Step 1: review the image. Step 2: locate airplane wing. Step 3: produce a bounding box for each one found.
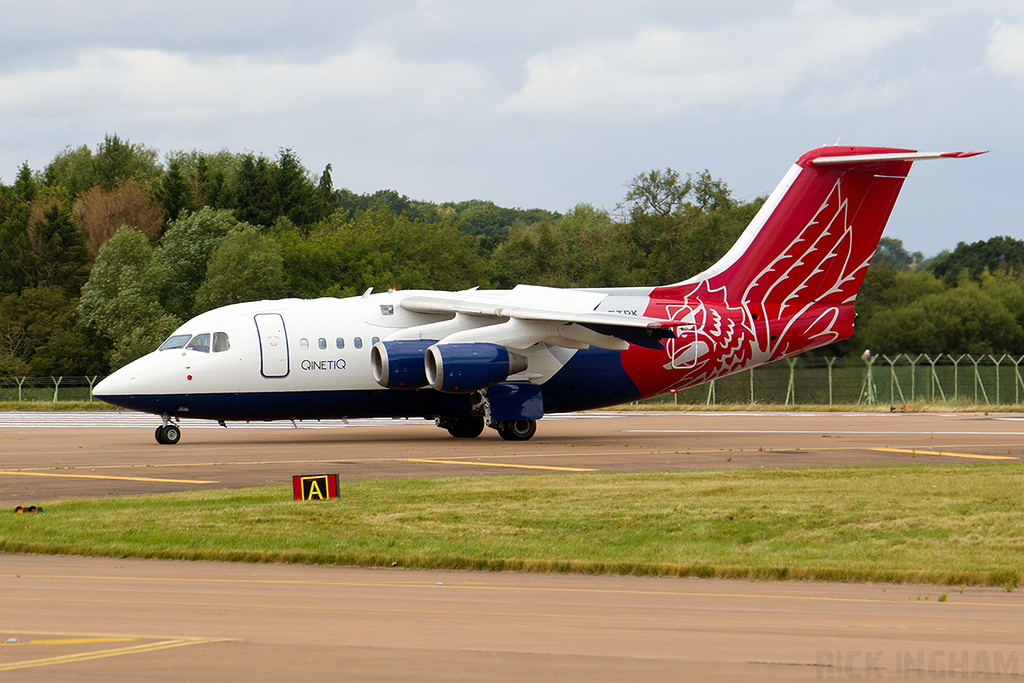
[400,285,680,350]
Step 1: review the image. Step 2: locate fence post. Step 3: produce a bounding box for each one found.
[706,379,717,406]
[991,355,1005,405]
[16,376,26,402]
[784,358,797,405]
[1014,356,1024,404]
[924,355,947,403]
[967,355,989,405]
[86,376,99,403]
[948,355,965,402]
[51,376,63,402]
[825,357,836,406]
[907,354,922,402]
[882,354,906,406]
[859,353,877,405]
[749,367,754,405]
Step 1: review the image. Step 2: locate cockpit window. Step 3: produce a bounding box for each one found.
[185,333,211,353]
[159,334,192,351]
[213,332,231,353]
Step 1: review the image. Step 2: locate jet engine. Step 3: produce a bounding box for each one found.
[425,343,528,393]
[371,340,436,388]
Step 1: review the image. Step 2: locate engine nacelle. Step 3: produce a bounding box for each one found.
[425,343,528,393]
[371,340,436,388]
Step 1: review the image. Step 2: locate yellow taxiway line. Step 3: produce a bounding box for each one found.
[402,458,594,472]
[870,447,1017,461]
[0,637,229,672]
[0,471,216,484]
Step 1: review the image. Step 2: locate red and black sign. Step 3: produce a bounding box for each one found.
[292,474,339,500]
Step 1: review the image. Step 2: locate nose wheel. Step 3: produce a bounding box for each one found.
[155,423,181,445]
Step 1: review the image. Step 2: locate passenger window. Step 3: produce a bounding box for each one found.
[186,333,211,353]
[318,338,327,350]
[380,304,394,316]
[336,337,345,349]
[371,336,380,345]
[160,334,192,351]
[300,338,309,350]
[213,332,230,353]
[354,337,363,349]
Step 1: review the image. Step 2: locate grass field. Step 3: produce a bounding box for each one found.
[2,464,1022,587]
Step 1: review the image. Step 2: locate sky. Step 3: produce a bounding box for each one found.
[1,1,1021,258]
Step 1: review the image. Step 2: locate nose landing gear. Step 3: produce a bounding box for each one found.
[155,416,181,445]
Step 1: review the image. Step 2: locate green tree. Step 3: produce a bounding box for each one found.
[0,287,105,375]
[157,207,245,318]
[618,168,753,285]
[490,204,625,288]
[281,206,486,298]
[860,283,1024,355]
[30,200,89,295]
[0,188,33,294]
[78,227,181,369]
[13,162,39,203]
[929,236,1024,285]
[194,227,285,311]
[44,144,96,196]
[822,266,944,356]
[873,237,922,271]
[93,133,162,191]
[160,158,194,220]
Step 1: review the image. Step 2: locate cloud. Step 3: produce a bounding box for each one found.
[502,5,918,122]
[0,43,493,126]
[986,19,1024,83]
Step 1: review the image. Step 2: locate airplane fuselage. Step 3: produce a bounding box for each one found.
[96,289,662,423]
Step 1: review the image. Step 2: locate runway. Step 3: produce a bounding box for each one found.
[1,410,1021,681]
[1,410,1022,502]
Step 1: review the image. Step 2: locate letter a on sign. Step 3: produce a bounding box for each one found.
[292,474,340,500]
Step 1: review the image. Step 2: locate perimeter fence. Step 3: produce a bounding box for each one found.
[2,354,1024,406]
[645,353,1024,407]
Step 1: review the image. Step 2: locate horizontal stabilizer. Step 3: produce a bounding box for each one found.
[810,150,987,167]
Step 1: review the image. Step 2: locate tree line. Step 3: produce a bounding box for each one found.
[1,133,1022,375]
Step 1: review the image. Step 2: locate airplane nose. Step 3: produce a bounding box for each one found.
[93,363,152,402]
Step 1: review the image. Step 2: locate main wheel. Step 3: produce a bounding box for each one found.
[496,419,537,441]
[446,417,485,439]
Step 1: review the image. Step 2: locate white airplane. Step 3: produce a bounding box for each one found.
[94,146,982,444]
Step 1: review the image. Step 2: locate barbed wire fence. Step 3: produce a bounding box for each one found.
[1,354,1023,406]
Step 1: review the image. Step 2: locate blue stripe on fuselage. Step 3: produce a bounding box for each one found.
[99,347,641,421]
[99,388,474,422]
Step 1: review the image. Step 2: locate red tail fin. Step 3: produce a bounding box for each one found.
[628,147,982,399]
[654,146,971,307]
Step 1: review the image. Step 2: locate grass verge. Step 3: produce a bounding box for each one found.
[0,401,116,411]
[2,464,1022,586]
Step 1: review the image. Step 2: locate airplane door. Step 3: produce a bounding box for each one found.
[254,313,290,378]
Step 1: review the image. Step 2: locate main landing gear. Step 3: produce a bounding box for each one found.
[435,417,537,441]
[155,415,181,445]
[494,419,537,441]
